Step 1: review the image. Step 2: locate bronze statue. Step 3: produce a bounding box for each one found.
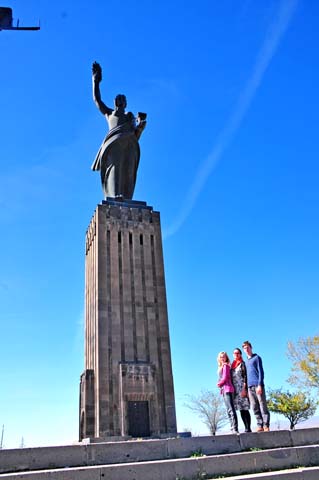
[91,62,147,200]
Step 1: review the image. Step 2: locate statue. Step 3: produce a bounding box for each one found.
[91,62,147,200]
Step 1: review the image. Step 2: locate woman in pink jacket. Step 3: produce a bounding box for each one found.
[217,351,239,433]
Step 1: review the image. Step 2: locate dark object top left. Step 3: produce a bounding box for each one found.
[91,61,147,201]
[0,7,40,30]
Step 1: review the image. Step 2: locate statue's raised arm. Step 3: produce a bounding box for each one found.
[91,61,147,201]
[92,62,112,116]
[92,61,102,83]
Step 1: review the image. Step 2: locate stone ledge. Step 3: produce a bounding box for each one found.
[0,428,318,475]
[0,445,318,480]
[207,466,319,479]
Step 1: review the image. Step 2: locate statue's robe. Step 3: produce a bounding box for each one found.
[92,119,140,200]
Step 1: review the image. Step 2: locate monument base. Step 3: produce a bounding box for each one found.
[80,198,177,440]
[81,432,182,444]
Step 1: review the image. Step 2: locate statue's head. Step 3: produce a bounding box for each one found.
[114,94,127,109]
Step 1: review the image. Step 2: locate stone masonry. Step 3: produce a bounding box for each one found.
[79,199,177,440]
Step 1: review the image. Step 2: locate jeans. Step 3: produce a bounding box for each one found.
[223,392,238,432]
[248,386,270,428]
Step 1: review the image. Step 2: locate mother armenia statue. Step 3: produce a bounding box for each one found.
[91,62,147,200]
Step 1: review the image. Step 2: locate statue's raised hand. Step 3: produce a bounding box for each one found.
[92,61,102,83]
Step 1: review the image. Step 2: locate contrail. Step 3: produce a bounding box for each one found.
[163,0,299,239]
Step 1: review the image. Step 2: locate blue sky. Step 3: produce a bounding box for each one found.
[1,0,318,447]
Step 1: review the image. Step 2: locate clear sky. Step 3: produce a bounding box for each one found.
[1,0,318,448]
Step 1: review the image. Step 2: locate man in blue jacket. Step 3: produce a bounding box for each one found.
[242,340,270,432]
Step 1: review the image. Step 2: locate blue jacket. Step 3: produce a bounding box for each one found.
[245,353,264,387]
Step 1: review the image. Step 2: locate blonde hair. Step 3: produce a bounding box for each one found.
[217,351,230,373]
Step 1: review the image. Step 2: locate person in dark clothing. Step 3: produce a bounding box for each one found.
[231,348,251,432]
[242,340,270,432]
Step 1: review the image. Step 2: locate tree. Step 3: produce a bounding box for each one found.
[287,335,319,389]
[267,389,317,430]
[184,390,228,435]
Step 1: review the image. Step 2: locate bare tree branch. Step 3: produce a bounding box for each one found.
[184,390,228,435]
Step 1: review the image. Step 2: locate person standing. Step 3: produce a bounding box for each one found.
[242,341,270,432]
[231,348,252,432]
[217,351,239,434]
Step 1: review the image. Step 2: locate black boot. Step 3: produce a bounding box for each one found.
[240,410,252,432]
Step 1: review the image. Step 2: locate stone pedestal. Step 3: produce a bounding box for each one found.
[79,199,177,440]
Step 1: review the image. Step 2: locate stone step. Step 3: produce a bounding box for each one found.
[206,466,319,479]
[0,444,318,480]
[1,428,318,474]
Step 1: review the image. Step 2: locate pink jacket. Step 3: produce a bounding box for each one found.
[217,364,234,394]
